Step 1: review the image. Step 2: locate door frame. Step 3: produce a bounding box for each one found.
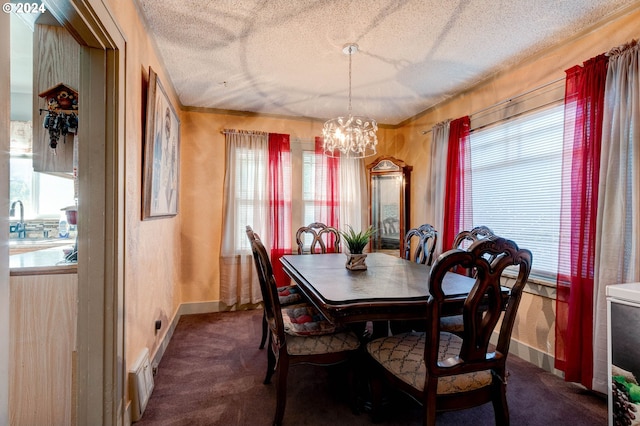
[43,1,126,424]
[1,10,10,426]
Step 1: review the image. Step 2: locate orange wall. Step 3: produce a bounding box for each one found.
[102,0,183,372]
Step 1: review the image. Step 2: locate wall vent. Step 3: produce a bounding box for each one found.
[129,347,154,422]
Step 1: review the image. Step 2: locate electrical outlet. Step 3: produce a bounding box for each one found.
[154,320,161,334]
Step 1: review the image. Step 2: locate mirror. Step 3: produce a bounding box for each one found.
[367,156,412,255]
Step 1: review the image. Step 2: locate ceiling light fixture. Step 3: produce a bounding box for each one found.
[322,43,378,158]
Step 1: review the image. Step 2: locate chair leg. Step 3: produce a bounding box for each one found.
[264,334,276,385]
[259,309,268,349]
[368,368,384,423]
[273,355,290,426]
[491,381,509,426]
[420,377,438,426]
[346,359,359,415]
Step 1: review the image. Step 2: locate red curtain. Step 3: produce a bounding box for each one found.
[268,133,292,286]
[442,116,472,250]
[555,54,607,388]
[314,137,340,251]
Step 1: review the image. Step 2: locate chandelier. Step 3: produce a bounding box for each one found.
[322,43,378,158]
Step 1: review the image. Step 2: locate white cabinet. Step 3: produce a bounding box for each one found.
[607,283,640,426]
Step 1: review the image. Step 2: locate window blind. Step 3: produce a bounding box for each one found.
[467,102,564,280]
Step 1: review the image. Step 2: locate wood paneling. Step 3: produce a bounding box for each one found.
[32,24,79,173]
[9,274,77,426]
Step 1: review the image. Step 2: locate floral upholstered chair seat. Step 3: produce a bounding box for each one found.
[277,285,304,305]
[279,303,360,355]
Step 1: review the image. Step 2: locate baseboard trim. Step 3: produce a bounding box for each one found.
[150,301,224,376]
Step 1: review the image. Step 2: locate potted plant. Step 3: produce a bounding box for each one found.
[340,225,376,270]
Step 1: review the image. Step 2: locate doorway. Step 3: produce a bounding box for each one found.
[3,1,126,424]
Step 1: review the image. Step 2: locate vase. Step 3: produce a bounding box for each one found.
[345,253,367,270]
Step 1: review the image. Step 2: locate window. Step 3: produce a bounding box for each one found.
[9,155,75,219]
[468,102,564,280]
[9,120,75,220]
[300,150,317,247]
[233,146,267,252]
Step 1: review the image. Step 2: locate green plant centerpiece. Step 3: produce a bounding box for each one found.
[340,225,376,270]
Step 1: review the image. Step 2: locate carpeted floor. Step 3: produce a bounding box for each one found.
[136,310,607,426]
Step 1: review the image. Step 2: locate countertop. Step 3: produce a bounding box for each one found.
[10,245,78,276]
[607,283,640,304]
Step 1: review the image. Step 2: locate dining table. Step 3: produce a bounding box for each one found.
[280,252,509,326]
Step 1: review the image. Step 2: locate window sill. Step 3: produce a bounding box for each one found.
[502,271,557,300]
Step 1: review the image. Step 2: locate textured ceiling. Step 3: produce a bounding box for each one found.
[136,0,638,125]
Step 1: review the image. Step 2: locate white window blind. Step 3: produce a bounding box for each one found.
[468,102,564,280]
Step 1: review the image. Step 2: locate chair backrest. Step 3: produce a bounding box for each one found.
[452,226,498,276]
[452,225,496,250]
[296,222,341,254]
[246,226,286,343]
[425,237,532,374]
[404,224,438,265]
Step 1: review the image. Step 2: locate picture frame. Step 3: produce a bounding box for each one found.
[142,67,180,219]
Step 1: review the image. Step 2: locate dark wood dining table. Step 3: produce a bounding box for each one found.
[281,252,505,325]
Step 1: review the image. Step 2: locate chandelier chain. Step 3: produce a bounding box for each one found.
[348,44,352,114]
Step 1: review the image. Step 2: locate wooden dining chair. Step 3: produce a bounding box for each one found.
[247,226,361,426]
[246,226,305,349]
[367,237,532,426]
[389,224,439,335]
[441,226,498,334]
[295,222,341,254]
[453,225,496,251]
[404,224,438,266]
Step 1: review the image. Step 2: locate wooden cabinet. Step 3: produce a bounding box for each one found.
[367,156,412,256]
[10,272,77,425]
[32,23,79,173]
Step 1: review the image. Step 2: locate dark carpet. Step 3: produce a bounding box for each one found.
[136,310,607,426]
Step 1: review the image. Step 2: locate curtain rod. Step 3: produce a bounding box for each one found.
[420,76,565,135]
[220,129,268,135]
[220,131,317,145]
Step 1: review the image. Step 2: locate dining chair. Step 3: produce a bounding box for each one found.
[366,237,532,425]
[441,225,498,334]
[295,222,341,254]
[404,224,438,266]
[452,225,496,251]
[247,226,361,426]
[246,226,305,349]
[390,224,439,335]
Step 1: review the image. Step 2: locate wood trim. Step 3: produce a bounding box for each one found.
[1,10,11,426]
[42,1,126,424]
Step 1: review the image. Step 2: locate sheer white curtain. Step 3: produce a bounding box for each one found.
[339,158,368,240]
[592,41,640,393]
[427,120,450,256]
[220,130,269,307]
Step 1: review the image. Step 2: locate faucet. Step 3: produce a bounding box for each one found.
[9,200,26,239]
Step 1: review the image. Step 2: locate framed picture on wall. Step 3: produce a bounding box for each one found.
[142,66,180,220]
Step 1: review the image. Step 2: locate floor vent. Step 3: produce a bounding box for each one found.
[129,347,154,422]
